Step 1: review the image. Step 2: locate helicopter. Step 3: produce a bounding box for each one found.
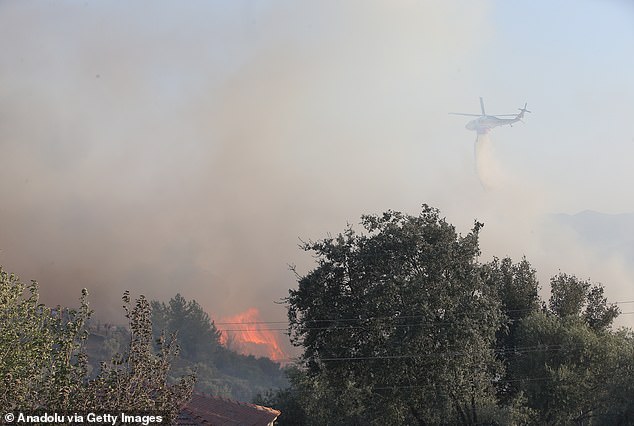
[450,97,530,134]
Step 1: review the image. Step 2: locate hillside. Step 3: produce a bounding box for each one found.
[85,319,288,402]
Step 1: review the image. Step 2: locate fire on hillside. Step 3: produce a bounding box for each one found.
[218,308,288,363]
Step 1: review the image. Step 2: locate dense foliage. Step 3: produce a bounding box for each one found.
[4,203,633,424]
[0,270,195,421]
[151,294,222,364]
[259,205,634,425]
[286,206,505,424]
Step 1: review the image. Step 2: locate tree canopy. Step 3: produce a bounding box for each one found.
[287,206,507,424]
[270,205,634,425]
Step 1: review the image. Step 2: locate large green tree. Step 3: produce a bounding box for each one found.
[286,206,508,424]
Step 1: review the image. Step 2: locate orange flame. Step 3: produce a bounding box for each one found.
[218,308,287,362]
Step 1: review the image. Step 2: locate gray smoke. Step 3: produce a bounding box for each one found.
[0,2,489,322]
[0,2,632,332]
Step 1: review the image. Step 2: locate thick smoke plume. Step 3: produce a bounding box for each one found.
[0,2,490,324]
[1,1,632,336]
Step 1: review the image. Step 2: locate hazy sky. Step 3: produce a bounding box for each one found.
[1,1,633,334]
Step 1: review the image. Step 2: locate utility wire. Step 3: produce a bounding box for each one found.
[217,310,634,332]
[372,376,565,391]
[317,344,601,362]
[261,375,584,394]
[215,301,634,327]
[253,342,620,364]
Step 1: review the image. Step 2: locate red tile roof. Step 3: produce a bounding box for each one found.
[177,393,280,426]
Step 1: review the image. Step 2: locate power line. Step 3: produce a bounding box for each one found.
[317,344,599,362]
[217,310,634,332]
[262,375,582,395]
[214,301,634,327]
[253,343,617,364]
[373,376,555,391]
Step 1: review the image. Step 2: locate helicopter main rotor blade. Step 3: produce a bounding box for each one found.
[448,112,481,117]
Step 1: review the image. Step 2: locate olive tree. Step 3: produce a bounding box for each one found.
[287,206,506,424]
[0,268,195,421]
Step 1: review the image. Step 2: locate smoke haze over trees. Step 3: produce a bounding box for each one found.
[2,204,633,422]
[2,1,633,422]
[1,2,633,336]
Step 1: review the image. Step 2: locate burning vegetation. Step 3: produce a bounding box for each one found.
[218,308,287,362]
